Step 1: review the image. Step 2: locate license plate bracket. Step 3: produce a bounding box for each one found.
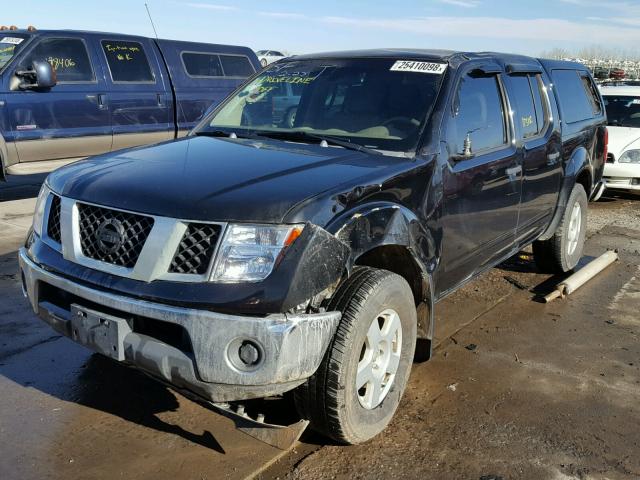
[70,304,132,361]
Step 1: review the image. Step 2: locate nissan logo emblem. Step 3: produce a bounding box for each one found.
[95,218,125,254]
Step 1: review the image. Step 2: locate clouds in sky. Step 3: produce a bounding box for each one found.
[181,2,640,47]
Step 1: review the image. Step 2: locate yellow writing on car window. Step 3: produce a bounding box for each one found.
[104,44,142,60]
[262,75,314,85]
[104,44,141,54]
[522,115,534,128]
[116,53,136,61]
[0,45,15,55]
[47,57,76,70]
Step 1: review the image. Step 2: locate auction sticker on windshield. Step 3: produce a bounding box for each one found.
[1,37,24,45]
[390,60,447,74]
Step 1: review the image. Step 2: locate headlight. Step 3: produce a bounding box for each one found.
[32,183,51,237]
[618,149,640,163]
[211,224,304,282]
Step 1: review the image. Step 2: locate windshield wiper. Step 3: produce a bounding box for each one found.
[252,130,382,155]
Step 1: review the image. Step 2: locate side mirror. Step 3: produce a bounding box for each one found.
[16,60,57,90]
[450,132,475,162]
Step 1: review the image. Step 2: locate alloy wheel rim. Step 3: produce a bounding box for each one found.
[356,309,402,410]
[567,201,582,256]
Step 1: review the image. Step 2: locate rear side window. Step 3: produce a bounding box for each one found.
[182,52,224,77]
[21,38,94,82]
[449,74,507,154]
[219,55,254,77]
[580,73,603,115]
[509,75,538,138]
[101,40,154,83]
[551,69,597,123]
[509,74,549,139]
[530,75,547,133]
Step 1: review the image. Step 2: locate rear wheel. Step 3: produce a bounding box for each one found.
[294,267,417,444]
[533,183,587,273]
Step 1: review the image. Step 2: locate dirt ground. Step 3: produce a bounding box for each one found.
[262,191,640,480]
[0,176,639,480]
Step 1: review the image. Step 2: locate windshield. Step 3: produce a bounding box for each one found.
[603,95,640,128]
[195,58,446,154]
[0,34,29,71]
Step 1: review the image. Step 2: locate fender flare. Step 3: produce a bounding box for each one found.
[539,146,591,241]
[326,202,437,359]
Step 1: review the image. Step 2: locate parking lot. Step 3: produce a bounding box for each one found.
[0,176,637,480]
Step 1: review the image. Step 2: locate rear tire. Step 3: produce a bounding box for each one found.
[294,267,417,444]
[533,183,587,273]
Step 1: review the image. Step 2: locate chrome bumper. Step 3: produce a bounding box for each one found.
[19,248,341,402]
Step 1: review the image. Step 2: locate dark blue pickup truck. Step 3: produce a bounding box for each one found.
[0,29,259,179]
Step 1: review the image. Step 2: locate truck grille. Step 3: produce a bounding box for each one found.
[169,223,222,275]
[47,195,62,243]
[78,203,154,268]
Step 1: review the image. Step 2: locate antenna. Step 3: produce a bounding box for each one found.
[145,2,159,40]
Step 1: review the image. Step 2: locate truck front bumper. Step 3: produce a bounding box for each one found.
[19,248,341,402]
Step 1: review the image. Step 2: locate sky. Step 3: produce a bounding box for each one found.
[3,0,640,56]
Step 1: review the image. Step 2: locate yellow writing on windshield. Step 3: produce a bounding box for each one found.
[46,57,76,70]
[262,75,314,85]
[0,45,15,55]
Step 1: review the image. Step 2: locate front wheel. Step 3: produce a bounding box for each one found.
[533,183,588,273]
[294,267,417,444]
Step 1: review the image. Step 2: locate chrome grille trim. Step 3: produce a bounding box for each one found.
[47,195,226,282]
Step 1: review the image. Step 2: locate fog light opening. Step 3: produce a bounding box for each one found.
[227,337,265,372]
[239,340,261,366]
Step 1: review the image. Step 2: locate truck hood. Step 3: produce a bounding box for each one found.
[608,126,640,159]
[47,136,408,223]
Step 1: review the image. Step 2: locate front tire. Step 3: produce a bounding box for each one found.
[294,267,417,444]
[533,183,588,273]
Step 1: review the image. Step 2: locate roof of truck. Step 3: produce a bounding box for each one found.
[292,49,585,69]
[4,29,253,50]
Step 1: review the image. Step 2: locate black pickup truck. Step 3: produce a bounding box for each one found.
[19,49,607,444]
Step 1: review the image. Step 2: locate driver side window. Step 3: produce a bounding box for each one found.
[20,38,94,83]
[449,73,507,155]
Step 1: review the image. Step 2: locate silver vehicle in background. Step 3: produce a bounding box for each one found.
[256,49,286,67]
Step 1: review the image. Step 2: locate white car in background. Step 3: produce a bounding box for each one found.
[600,86,640,195]
[256,50,286,67]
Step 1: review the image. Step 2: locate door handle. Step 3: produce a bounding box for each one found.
[87,94,107,109]
[157,93,164,106]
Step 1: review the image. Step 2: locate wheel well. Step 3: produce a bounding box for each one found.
[576,168,591,196]
[354,245,424,306]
